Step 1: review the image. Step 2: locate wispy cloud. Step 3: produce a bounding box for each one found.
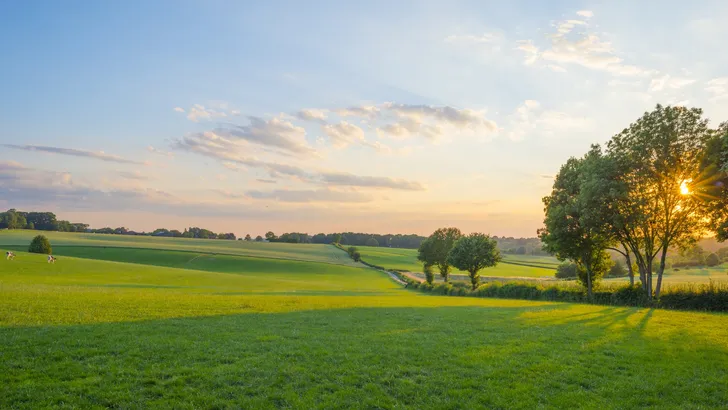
[246,188,372,203]
[147,145,174,157]
[3,144,144,165]
[295,109,328,124]
[321,121,366,148]
[117,170,150,181]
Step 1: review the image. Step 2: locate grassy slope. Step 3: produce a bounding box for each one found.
[0,230,357,267]
[1,235,728,408]
[356,245,557,278]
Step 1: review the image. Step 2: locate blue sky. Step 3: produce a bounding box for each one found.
[2,1,728,237]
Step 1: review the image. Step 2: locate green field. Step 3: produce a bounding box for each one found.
[2,232,728,408]
[356,245,558,278]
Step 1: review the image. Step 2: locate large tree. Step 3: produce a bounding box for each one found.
[447,233,500,290]
[604,105,718,299]
[417,227,462,282]
[539,147,613,299]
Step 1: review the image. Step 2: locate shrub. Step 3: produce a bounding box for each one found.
[606,260,627,278]
[555,262,579,279]
[351,251,361,262]
[28,235,52,254]
[706,253,720,267]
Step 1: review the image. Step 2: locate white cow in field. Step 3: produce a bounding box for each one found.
[47,255,56,263]
[5,251,15,260]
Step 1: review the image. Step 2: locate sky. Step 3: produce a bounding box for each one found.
[1,0,728,238]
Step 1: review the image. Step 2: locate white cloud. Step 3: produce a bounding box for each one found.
[321,121,365,148]
[335,105,380,119]
[208,117,315,156]
[184,104,229,122]
[296,109,328,123]
[576,10,594,18]
[507,100,592,141]
[246,188,372,203]
[173,107,185,113]
[706,77,728,101]
[147,146,173,157]
[648,74,696,92]
[517,14,655,77]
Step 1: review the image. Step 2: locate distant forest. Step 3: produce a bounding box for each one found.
[1,208,546,252]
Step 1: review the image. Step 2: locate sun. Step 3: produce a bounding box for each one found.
[680,179,692,195]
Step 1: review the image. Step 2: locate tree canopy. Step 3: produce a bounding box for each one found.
[447,233,501,290]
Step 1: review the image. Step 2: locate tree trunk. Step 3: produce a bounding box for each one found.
[470,270,479,290]
[646,259,653,301]
[584,261,593,301]
[655,245,669,299]
[625,251,634,286]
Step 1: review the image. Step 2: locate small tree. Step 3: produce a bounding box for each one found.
[423,263,435,284]
[29,235,52,254]
[244,234,252,241]
[352,251,361,262]
[706,252,720,267]
[365,237,379,247]
[255,235,263,242]
[265,231,277,242]
[418,227,462,282]
[447,233,501,290]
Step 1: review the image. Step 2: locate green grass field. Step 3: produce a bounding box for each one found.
[2,231,728,408]
[356,245,558,278]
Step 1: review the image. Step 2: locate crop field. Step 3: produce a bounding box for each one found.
[356,245,557,278]
[2,232,728,408]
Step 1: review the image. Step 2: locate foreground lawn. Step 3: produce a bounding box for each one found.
[2,245,728,408]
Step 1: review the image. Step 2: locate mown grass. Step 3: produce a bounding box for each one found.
[356,245,556,278]
[2,238,728,408]
[0,230,357,266]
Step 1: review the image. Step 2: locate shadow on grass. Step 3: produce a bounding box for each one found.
[1,305,726,409]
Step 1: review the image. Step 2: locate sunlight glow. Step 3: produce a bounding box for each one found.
[680,179,692,195]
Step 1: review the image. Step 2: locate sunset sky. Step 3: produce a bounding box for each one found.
[2,0,728,237]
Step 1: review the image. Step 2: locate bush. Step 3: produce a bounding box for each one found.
[706,253,720,267]
[351,251,361,262]
[555,262,579,279]
[402,278,727,312]
[606,260,627,278]
[28,235,52,254]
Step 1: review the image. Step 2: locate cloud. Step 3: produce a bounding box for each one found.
[147,146,174,157]
[322,121,366,148]
[335,105,380,119]
[445,33,501,44]
[547,64,567,73]
[507,100,592,141]
[246,188,372,203]
[3,144,144,165]
[706,77,728,101]
[648,74,696,92]
[183,104,229,122]
[173,107,185,113]
[212,117,315,156]
[540,174,553,179]
[576,10,594,18]
[116,170,150,181]
[256,179,277,184]
[376,103,497,141]
[517,14,655,77]
[295,109,328,123]
[0,160,27,172]
[317,171,426,191]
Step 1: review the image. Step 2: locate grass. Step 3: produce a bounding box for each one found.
[0,230,358,267]
[2,233,728,408]
[355,245,557,278]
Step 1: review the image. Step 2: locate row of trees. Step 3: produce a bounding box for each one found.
[540,105,728,300]
[417,227,501,290]
[0,209,87,232]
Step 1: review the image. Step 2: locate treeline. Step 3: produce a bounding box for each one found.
[0,209,237,240]
[0,209,88,232]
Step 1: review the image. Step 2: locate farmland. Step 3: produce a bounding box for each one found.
[2,231,728,408]
[355,245,559,278]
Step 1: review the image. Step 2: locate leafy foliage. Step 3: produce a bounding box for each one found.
[447,233,501,290]
[28,235,52,254]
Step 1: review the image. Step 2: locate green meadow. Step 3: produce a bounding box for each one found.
[356,245,558,278]
[2,232,728,408]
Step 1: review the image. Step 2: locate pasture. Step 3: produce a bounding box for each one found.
[356,245,558,278]
[1,232,728,408]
